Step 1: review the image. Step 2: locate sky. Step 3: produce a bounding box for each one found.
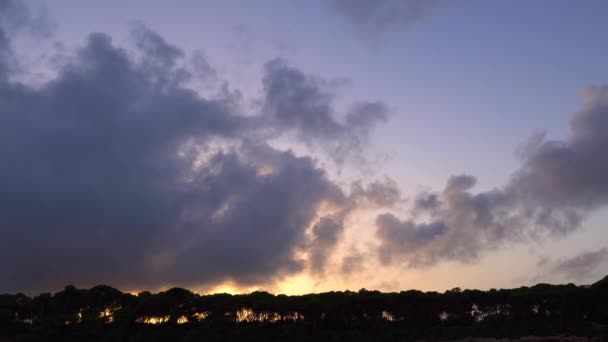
[1,0,608,295]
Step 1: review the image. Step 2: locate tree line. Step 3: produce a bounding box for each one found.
[1,276,607,341]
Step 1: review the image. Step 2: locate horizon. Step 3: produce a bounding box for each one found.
[4,274,607,340]
[1,0,608,297]
[4,274,608,298]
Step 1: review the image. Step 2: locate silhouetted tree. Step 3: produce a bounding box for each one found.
[1,277,608,341]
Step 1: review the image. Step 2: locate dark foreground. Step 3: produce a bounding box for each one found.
[1,277,608,341]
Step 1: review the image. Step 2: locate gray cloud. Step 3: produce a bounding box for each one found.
[330,0,446,37]
[160,145,346,287]
[340,248,365,276]
[350,178,401,208]
[308,178,402,276]
[376,85,608,267]
[411,191,441,217]
[131,22,184,70]
[0,10,388,293]
[551,248,608,281]
[0,0,25,78]
[531,248,608,283]
[261,58,387,164]
[0,0,52,79]
[309,214,347,275]
[376,215,447,266]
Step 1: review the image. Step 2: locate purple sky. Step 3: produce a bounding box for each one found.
[1,0,608,294]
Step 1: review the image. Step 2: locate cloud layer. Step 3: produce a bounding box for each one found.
[550,248,608,281]
[0,2,388,293]
[376,86,608,267]
[261,58,387,164]
[330,0,447,36]
[1,0,606,294]
[534,248,608,283]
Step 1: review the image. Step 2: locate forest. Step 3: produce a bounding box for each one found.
[1,276,607,341]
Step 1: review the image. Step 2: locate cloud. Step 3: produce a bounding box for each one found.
[308,213,347,275]
[531,248,608,283]
[376,85,608,267]
[340,248,365,276]
[551,248,608,281]
[350,178,402,208]
[330,0,447,37]
[308,179,402,276]
[0,0,26,77]
[0,0,52,79]
[130,22,184,70]
[261,58,387,164]
[411,192,441,217]
[376,214,447,266]
[0,14,387,293]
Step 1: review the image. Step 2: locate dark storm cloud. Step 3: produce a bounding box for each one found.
[261,58,387,164]
[157,145,346,287]
[376,86,608,267]
[330,0,446,36]
[0,13,388,293]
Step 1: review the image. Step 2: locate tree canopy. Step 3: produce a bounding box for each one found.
[1,277,608,341]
